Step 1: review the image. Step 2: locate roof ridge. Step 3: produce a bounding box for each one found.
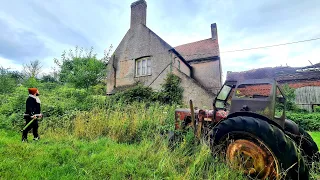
[174,38,214,48]
[228,66,301,74]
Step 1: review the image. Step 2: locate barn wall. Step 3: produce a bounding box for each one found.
[295,86,320,112]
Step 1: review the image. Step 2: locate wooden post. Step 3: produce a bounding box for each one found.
[189,100,195,130]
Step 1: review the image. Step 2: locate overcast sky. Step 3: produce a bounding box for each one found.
[1,0,320,78]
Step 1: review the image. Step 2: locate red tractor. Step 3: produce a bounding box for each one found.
[173,79,319,179]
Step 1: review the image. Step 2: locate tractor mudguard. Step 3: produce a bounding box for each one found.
[284,119,300,135]
[226,111,284,131]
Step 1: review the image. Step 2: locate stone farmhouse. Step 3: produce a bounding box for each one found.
[106,0,222,107]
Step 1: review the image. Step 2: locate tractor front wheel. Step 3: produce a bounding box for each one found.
[210,116,309,180]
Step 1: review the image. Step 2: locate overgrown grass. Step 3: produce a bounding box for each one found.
[309,132,320,147]
[0,101,246,179]
[0,81,319,179]
[0,129,245,180]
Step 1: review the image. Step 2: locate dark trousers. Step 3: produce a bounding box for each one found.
[22,119,39,140]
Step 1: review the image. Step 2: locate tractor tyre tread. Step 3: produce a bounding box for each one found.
[210,116,309,180]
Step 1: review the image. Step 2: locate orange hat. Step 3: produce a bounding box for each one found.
[28,88,38,95]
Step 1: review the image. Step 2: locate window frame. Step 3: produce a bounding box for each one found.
[135,57,152,77]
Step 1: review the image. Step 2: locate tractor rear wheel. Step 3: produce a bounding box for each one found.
[296,127,319,163]
[284,120,319,164]
[210,116,309,180]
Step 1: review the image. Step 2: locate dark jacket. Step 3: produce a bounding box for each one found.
[25,96,41,117]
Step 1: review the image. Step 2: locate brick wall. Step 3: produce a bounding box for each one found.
[228,80,320,98]
[285,80,320,89]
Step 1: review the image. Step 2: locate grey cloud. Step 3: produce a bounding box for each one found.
[228,0,320,36]
[0,19,49,63]
[27,1,94,48]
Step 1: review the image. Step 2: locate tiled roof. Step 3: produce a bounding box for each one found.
[226,64,320,82]
[174,38,220,61]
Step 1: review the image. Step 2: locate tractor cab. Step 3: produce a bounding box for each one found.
[214,79,286,128]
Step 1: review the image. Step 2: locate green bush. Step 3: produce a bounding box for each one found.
[55,47,106,89]
[286,111,320,131]
[0,67,20,94]
[158,73,183,105]
[0,81,108,131]
[110,73,183,105]
[112,84,154,103]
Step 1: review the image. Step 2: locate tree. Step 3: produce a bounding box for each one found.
[281,84,296,111]
[41,74,57,83]
[23,60,42,78]
[0,67,18,94]
[159,73,183,105]
[54,46,108,89]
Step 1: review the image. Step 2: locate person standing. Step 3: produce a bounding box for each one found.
[22,88,42,142]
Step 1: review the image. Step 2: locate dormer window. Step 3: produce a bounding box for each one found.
[136,57,151,76]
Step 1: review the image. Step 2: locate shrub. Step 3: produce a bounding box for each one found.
[55,47,106,89]
[109,73,183,106]
[280,84,297,111]
[286,111,320,131]
[158,73,183,105]
[112,84,154,103]
[0,67,19,94]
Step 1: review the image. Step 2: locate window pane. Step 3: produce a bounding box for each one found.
[142,60,146,75]
[137,60,141,76]
[147,59,151,75]
[235,83,271,98]
[217,85,232,100]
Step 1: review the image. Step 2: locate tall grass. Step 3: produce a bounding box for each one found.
[0,127,245,179]
[1,101,319,179]
[72,102,175,142]
[0,102,246,179]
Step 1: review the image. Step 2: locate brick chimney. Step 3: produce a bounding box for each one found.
[211,23,218,40]
[130,0,147,28]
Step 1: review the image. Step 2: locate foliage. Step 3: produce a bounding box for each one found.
[22,77,40,88]
[23,60,42,78]
[159,73,183,105]
[54,47,107,89]
[280,84,297,111]
[109,74,183,106]
[0,67,18,94]
[286,111,320,131]
[41,74,57,83]
[72,102,175,142]
[0,71,319,179]
[309,132,320,148]
[0,82,106,131]
[111,84,155,104]
[0,129,247,180]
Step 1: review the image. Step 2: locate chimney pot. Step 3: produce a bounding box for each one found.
[211,23,218,40]
[130,0,147,28]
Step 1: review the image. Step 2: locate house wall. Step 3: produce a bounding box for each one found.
[190,60,221,94]
[172,56,191,77]
[107,24,186,94]
[173,68,214,108]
